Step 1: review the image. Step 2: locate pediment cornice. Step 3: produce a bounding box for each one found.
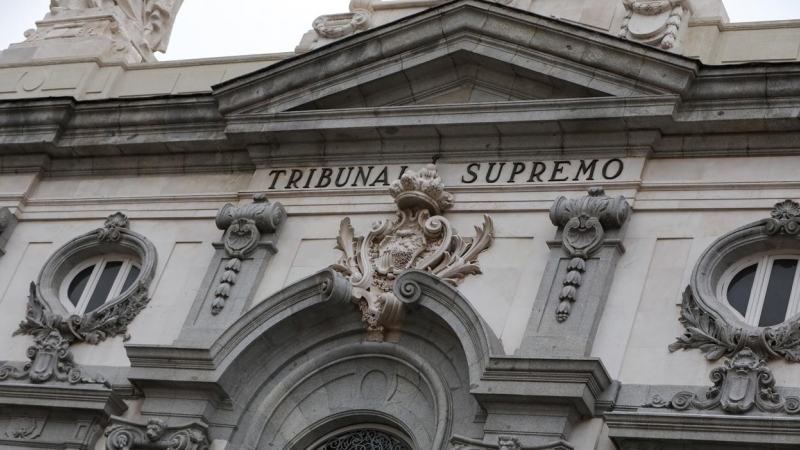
[213,0,699,117]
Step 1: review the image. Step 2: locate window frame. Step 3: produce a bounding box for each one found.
[718,252,800,327]
[59,254,141,315]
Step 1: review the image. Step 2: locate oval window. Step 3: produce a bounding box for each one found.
[60,255,142,315]
[720,254,800,327]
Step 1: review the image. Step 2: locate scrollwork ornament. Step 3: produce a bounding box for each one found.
[450,435,574,450]
[766,199,800,235]
[0,329,106,386]
[550,187,630,322]
[211,194,285,315]
[97,212,130,242]
[331,164,494,341]
[104,417,209,450]
[650,348,800,414]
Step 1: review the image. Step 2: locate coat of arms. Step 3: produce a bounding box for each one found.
[331,164,494,341]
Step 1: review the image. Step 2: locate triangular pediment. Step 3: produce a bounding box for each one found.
[289,50,611,111]
[216,0,696,120]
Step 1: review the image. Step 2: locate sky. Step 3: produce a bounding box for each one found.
[1,0,800,61]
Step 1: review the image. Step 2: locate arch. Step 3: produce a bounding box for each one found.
[207,269,502,450]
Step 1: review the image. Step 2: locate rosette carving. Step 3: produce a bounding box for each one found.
[331,164,493,341]
[550,187,630,322]
[212,194,285,315]
[650,348,800,414]
[104,417,209,450]
[619,0,687,50]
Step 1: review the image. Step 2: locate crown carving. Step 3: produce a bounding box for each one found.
[389,164,455,215]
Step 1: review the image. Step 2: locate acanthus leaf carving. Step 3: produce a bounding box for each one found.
[212,194,285,315]
[650,348,800,414]
[670,200,800,363]
[550,187,630,322]
[331,164,494,341]
[104,416,209,450]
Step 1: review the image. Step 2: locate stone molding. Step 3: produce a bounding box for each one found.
[104,416,209,450]
[606,410,800,449]
[211,194,284,315]
[16,212,157,345]
[619,0,689,50]
[331,164,493,341]
[450,435,575,450]
[670,200,800,363]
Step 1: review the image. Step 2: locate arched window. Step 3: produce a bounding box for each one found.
[311,427,412,450]
[719,253,800,327]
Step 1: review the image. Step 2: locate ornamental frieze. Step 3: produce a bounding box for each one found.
[331,164,494,341]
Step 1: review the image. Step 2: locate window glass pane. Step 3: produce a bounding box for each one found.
[759,259,799,327]
[121,265,140,292]
[727,263,757,318]
[67,265,95,307]
[84,261,123,313]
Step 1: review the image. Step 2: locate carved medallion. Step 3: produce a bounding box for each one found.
[619,0,687,49]
[331,164,493,341]
[651,348,800,414]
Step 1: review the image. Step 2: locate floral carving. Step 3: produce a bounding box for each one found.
[650,348,800,414]
[212,194,285,315]
[97,212,130,242]
[6,417,36,439]
[619,0,687,50]
[0,329,106,385]
[549,187,630,322]
[331,164,494,341]
[105,417,209,450]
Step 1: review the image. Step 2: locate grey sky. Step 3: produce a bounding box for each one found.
[1,0,799,62]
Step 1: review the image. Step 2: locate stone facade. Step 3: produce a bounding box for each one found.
[3,0,800,449]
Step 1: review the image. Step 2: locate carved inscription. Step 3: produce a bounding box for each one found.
[264,159,629,191]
